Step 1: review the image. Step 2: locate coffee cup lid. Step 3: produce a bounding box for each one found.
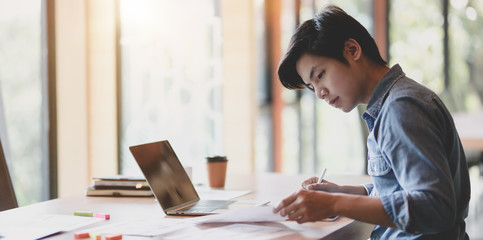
[206,156,228,162]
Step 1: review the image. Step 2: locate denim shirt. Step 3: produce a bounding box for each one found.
[362,65,470,239]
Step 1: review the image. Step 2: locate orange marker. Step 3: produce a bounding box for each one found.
[95,213,110,220]
[74,232,90,239]
[105,233,122,240]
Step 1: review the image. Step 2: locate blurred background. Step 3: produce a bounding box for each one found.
[1,0,482,237]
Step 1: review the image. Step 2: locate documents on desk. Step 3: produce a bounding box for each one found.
[80,206,287,237]
[84,216,195,237]
[0,199,355,240]
[79,206,352,240]
[0,214,103,239]
[192,205,353,239]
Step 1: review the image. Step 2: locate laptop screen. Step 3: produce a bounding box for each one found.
[129,140,199,211]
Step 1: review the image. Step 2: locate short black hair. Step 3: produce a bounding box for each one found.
[278,5,386,90]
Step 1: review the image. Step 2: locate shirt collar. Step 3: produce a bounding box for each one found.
[364,64,406,119]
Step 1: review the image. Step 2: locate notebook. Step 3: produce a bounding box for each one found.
[129,140,266,216]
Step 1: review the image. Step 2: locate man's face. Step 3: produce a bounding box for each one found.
[295,53,364,113]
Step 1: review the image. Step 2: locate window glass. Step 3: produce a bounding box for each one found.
[389,0,444,93]
[312,0,370,174]
[272,1,369,175]
[119,0,222,183]
[255,0,272,172]
[276,0,301,174]
[318,0,373,34]
[448,0,483,111]
[0,0,45,205]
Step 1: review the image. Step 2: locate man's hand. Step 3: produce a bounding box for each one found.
[273,186,396,228]
[302,177,341,192]
[272,189,336,223]
[302,177,368,196]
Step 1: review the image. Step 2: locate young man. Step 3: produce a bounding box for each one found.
[273,5,471,239]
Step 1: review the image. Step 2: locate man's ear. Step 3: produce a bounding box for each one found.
[344,38,361,61]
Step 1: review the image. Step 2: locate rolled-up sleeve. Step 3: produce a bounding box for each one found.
[363,183,374,196]
[375,96,457,234]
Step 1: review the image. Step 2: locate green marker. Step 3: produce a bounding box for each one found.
[74,211,93,217]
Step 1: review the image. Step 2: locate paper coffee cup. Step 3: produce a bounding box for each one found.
[206,156,228,188]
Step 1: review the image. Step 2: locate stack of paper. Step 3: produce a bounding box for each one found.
[85,175,153,197]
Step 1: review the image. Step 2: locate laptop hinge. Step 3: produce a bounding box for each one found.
[165,198,199,212]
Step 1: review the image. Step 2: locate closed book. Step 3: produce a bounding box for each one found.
[85,186,153,197]
[92,175,149,188]
[91,185,151,190]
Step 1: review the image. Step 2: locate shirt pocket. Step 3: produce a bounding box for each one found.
[367,154,391,176]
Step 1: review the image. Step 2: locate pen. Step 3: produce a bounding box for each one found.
[317,168,327,184]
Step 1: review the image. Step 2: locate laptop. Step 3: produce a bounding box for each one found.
[0,137,17,211]
[129,140,266,216]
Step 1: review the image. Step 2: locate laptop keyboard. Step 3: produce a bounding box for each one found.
[182,200,235,213]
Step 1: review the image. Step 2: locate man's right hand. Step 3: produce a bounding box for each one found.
[302,177,368,196]
[302,177,340,192]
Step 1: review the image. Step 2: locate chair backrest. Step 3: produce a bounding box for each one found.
[0,137,18,211]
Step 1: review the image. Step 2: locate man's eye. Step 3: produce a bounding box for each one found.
[317,71,325,79]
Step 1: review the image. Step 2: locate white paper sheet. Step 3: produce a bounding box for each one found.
[0,214,103,239]
[279,217,353,238]
[164,218,353,240]
[162,223,294,240]
[196,205,286,223]
[83,216,197,236]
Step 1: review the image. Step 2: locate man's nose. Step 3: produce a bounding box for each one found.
[317,88,328,100]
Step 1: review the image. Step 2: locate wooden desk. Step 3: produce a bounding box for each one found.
[0,172,374,239]
[453,109,483,151]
